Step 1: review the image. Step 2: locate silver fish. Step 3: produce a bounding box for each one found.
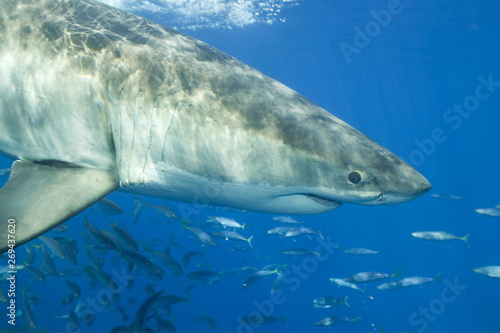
[475,207,500,217]
[343,248,379,255]
[377,276,438,290]
[329,278,365,292]
[314,316,361,326]
[411,231,470,246]
[473,266,500,279]
[272,216,302,223]
[431,193,463,200]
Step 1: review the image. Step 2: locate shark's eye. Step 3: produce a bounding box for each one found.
[348,172,361,184]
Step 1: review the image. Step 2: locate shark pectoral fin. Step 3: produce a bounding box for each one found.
[0,160,119,253]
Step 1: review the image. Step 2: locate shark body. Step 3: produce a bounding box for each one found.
[0,0,430,252]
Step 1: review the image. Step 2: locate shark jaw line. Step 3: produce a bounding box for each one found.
[304,194,341,208]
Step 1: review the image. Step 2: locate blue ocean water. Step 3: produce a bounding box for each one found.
[1,0,500,332]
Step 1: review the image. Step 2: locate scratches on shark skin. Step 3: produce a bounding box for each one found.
[129,89,142,185]
[141,93,156,179]
[15,85,89,129]
[160,101,179,169]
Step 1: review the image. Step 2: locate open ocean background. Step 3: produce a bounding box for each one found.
[1,0,500,332]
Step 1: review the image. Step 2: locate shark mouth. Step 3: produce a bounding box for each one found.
[305,194,342,208]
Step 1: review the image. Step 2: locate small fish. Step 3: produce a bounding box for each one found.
[39,235,66,259]
[24,247,36,266]
[152,294,188,308]
[57,238,79,266]
[282,248,320,256]
[21,289,38,329]
[212,230,253,247]
[272,216,302,223]
[123,250,165,277]
[267,226,296,235]
[95,198,124,215]
[131,197,145,224]
[25,266,46,282]
[243,267,281,289]
[143,243,182,272]
[66,280,81,298]
[84,217,116,250]
[85,250,103,269]
[473,266,500,279]
[182,251,204,267]
[312,296,349,308]
[110,223,139,251]
[283,227,321,238]
[344,248,379,255]
[86,265,118,290]
[412,231,470,246]
[0,168,11,176]
[431,193,463,200]
[189,315,217,329]
[313,316,361,326]
[146,202,179,219]
[102,230,126,256]
[209,216,246,229]
[239,314,285,326]
[344,269,401,283]
[0,265,24,277]
[182,221,216,247]
[271,274,284,294]
[329,278,364,292]
[475,207,500,217]
[377,275,438,290]
[41,248,58,275]
[127,292,163,333]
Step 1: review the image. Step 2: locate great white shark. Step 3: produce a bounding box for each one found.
[0,0,430,253]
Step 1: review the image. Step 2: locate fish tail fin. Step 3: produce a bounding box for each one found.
[461,233,471,248]
[344,296,350,308]
[318,229,325,240]
[392,267,403,277]
[279,315,286,323]
[246,235,254,248]
[353,316,362,322]
[434,272,443,282]
[241,223,246,231]
[276,264,286,277]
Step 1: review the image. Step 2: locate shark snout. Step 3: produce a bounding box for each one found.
[378,170,431,205]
